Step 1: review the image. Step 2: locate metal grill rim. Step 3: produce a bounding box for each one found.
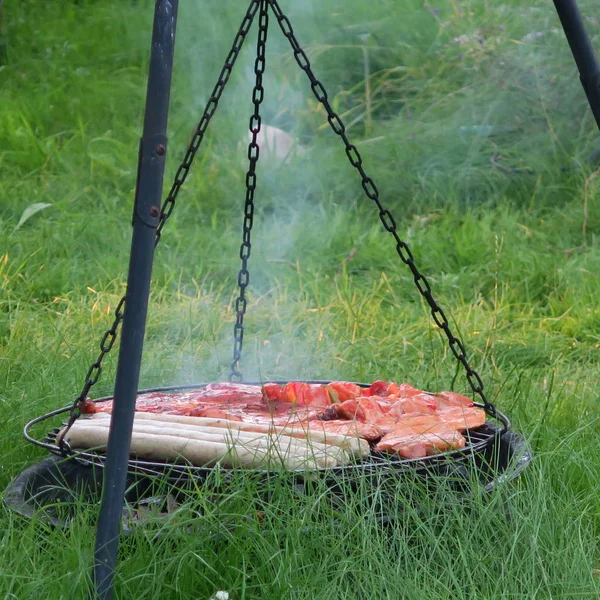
[24,382,510,480]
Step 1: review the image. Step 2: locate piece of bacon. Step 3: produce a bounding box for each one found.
[388,393,437,417]
[307,419,382,442]
[187,407,244,421]
[195,383,264,403]
[262,382,285,401]
[375,415,466,458]
[363,380,400,397]
[85,392,209,415]
[187,400,321,426]
[250,405,323,426]
[325,382,363,403]
[395,383,426,399]
[436,406,486,431]
[431,391,474,410]
[335,397,387,423]
[282,383,331,407]
[86,384,265,415]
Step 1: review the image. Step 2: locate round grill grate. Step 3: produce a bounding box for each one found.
[24,382,510,484]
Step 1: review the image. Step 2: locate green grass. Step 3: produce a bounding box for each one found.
[2,0,600,597]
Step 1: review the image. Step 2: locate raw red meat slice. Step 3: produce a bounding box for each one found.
[187,407,243,421]
[326,382,363,403]
[431,391,474,410]
[436,406,486,431]
[390,414,442,429]
[262,383,285,401]
[85,384,265,415]
[395,383,425,399]
[196,383,264,403]
[282,383,331,406]
[376,429,465,459]
[307,419,382,442]
[375,416,466,458]
[384,401,405,420]
[389,393,437,416]
[364,380,400,397]
[369,416,398,435]
[84,392,206,415]
[193,400,320,426]
[335,397,387,423]
[365,395,396,413]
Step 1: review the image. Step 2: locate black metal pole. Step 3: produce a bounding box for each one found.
[553,0,600,132]
[93,1,178,599]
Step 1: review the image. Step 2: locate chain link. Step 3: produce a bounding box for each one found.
[229,0,269,382]
[267,0,496,415]
[59,296,126,450]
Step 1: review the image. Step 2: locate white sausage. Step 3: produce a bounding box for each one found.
[60,421,347,469]
[89,411,368,456]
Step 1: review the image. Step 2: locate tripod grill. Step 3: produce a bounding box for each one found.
[60,0,499,451]
[25,383,511,484]
[15,0,600,598]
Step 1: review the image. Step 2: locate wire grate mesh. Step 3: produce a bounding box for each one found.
[25,382,510,484]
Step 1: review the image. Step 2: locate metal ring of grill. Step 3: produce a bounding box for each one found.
[24,381,510,483]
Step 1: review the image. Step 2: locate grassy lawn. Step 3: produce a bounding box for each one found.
[2,0,600,597]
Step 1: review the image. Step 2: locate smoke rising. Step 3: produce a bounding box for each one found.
[149,1,360,385]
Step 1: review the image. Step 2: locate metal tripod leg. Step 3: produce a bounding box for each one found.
[92,2,178,599]
[553,0,600,132]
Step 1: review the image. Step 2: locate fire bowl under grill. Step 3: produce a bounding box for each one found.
[9,383,530,527]
[5,427,531,529]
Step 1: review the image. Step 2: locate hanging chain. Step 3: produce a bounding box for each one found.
[62,0,263,441]
[267,0,496,415]
[58,296,126,449]
[63,0,496,440]
[229,0,269,382]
